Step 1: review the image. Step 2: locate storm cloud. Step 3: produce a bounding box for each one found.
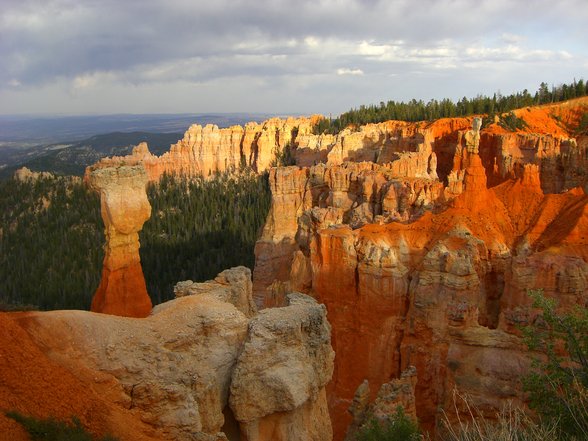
[1,0,587,114]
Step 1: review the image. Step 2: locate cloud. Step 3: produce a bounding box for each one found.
[72,71,116,90]
[337,68,364,76]
[0,0,587,114]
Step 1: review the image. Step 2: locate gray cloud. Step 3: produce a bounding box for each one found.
[1,0,587,114]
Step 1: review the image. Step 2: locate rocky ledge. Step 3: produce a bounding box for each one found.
[0,267,334,441]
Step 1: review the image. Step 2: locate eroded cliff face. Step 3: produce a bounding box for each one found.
[86,116,320,181]
[73,97,587,440]
[85,99,587,201]
[88,165,153,318]
[252,98,588,440]
[0,267,334,441]
[476,98,588,192]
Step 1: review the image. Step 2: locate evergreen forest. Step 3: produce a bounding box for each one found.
[314,79,588,133]
[0,172,271,310]
[0,176,104,310]
[140,172,271,304]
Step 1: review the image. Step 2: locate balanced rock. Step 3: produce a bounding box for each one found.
[89,165,152,317]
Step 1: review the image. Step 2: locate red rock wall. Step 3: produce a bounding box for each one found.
[304,159,587,438]
[252,99,588,439]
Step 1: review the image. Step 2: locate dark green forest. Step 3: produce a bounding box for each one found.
[0,176,104,310]
[314,79,588,134]
[140,172,271,304]
[0,173,271,310]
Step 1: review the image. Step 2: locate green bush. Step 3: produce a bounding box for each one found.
[354,407,421,441]
[576,112,588,135]
[5,411,118,441]
[522,289,588,440]
[498,112,528,131]
[271,141,296,167]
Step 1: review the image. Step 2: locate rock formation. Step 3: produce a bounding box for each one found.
[252,99,588,439]
[85,116,321,182]
[0,267,334,441]
[345,367,417,441]
[14,166,54,181]
[65,96,587,440]
[88,165,152,317]
[230,293,334,441]
[86,98,587,200]
[464,117,481,154]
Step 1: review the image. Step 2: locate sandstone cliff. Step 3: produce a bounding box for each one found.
[252,98,588,440]
[85,99,587,200]
[14,166,54,181]
[74,97,588,440]
[85,116,320,182]
[88,165,153,317]
[0,267,334,441]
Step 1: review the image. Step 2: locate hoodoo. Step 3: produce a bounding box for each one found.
[249,102,588,439]
[88,165,153,317]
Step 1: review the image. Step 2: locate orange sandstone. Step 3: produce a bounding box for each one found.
[0,313,164,441]
[88,165,152,317]
[252,99,588,439]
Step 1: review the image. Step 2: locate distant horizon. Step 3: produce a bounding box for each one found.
[0,112,278,144]
[0,111,280,119]
[1,79,584,120]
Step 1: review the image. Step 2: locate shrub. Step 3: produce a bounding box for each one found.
[498,112,528,131]
[440,391,558,441]
[576,112,588,135]
[354,406,421,441]
[5,412,118,441]
[522,289,588,440]
[271,141,296,167]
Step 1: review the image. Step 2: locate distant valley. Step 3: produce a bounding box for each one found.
[0,113,273,177]
[0,132,183,178]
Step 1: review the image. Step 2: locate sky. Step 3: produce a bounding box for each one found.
[1,0,587,116]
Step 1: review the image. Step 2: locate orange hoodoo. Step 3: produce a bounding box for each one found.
[88,165,153,318]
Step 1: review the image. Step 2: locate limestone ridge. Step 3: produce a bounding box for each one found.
[2,267,334,441]
[88,165,152,317]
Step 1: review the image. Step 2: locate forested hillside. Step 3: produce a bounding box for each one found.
[0,176,104,310]
[315,79,588,133]
[140,172,271,303]
[0,131,183,179]
[0,172,271,310]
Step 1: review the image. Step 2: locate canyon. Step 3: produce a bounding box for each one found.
[264,155,588,438]
[251,97,588,439]
[2,97,588,440]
